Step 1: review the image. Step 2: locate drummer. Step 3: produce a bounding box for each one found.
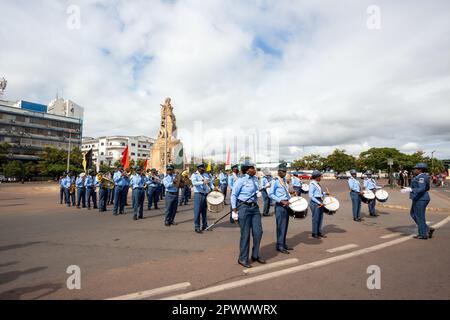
[268,163,294,254]
[228,164,241,223]
[260,168,273,217]
[364,170,381,217]
[191,163,215,233]
[348,169,363,222]
[309,170,329,239]
[291,173,302,196]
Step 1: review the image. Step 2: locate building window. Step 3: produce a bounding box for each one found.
[101,142,104,146]
[138,153,141,157]
[131,153,136,156]
[101,152,104,156]
[131,143,136,147]
[143,145,147,148]
[121,142,125,146]
[138,144,141,148]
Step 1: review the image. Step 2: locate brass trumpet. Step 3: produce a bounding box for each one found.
[97,173,115,190]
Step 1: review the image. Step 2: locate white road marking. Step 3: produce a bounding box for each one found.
[380,233,402,239]
[161,216,450,300]
[243,258,299,275]
[106,282,191,300]
[326,244,359,253]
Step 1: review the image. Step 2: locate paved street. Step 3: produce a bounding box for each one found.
[0,180,449,300]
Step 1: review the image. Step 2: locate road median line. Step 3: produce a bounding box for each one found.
[243,258,299,275]
[106,282,191,300]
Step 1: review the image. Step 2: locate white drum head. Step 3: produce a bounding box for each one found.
[289,196,308,212]
[301,183,310,192]
[323,196,340,212]
[362,190,376,200]
[375,189,389,201]
[207,191,224,205]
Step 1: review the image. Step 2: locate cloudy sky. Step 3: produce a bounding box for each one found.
[1,0,449,161]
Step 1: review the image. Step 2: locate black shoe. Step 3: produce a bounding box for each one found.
[170,222,178,226]
[238,260,252,268]
[318,233,327,238]
[251,256,266,264]
[133,216,138,221]
[312,234,320,239]
[88,207,91,210]
[113,213,118,216]
[148,208,151,210]
[77,206,81,209]
[277,248,290,254]
[230,220,235,224]
[263,214,271,217]
[285,247,294,251]
[195,229,203,234]
[413,235,428,240]
[428,228,435,239]
[165,223,171,227]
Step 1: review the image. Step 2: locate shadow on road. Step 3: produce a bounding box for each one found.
[0,266,48,286]
[0,282,62,300]
[0,241,42,252]
[0,261,19,268]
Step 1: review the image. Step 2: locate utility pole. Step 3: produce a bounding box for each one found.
[67,130,72,172]
[431,150,436,173]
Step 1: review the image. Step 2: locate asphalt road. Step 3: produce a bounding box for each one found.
[0,180,449,300]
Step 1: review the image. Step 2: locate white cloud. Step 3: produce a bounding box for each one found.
[1,0,449,160]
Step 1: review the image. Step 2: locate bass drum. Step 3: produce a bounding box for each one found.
[288,196,309,219]
[361,190,376,204]
[375,189,389,203]
[323,196,340,215]
[300,183,310,194]
[207,191,224,213]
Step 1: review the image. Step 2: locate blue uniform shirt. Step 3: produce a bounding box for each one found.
[231,174,259,209]
[260,175,274,189]
[113,171,126,187]
[146,175,161,188]
[163,174,178,193]
[76,177,84,188]
[291,176,301,187]
[130,174,146,189]
[364,178,379,191]
[268,177,290,203]
[228,173,240,191]
[348,177,361,192]
[219,172,228,186]
[410,173,430,201]
[191,171,214,194]
[309,180,326,205]
[62,176,72,189]
[85,175,95,188]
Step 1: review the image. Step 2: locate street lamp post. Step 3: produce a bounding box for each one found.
[66,130,72,172]
[431,150,436,174]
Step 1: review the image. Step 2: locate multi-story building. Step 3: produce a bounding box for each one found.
[0,99,83,161]
[81,136,155,168]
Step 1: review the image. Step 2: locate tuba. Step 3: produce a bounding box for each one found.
[173,172,184,189]
[97,173,115,190]
[182,170,193,188]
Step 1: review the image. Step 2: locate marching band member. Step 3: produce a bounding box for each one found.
[219,169,229,205]
[85,170,98,210]
[268,164,293,254]
[130,166,146,221]
[58,175,66,204]
[409,163,434,240]
[291,174,302,196]
[76,173,86,209]
[62,171,72,207]
[179,170,190,206]
[191,163,215,233]
[163,165,179,227]
[364,170,380,217]
[108,169,116,205]
[146,169,161,210]
[228,164,240,223]
[98,172,108,213]
[124,169,131,207]
[309,170,329,239]
[260,169,273,217]
[348,169,363,222]
[69,173,76,207]
[113,165,126,216]
[231,161,265,268]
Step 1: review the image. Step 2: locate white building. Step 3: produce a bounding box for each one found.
[81,136,155,168]
[48,97,84,119]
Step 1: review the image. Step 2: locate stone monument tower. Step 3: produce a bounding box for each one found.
[150,98,183,172]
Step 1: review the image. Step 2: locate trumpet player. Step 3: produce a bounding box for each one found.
[146,169,161,210]
[97,172,109,212]
[76,172,87,209]
[191,163,215,233]
[85,170,98,210]
[113,165,127,216]
[130,166,146,221]
[228,164,241,223]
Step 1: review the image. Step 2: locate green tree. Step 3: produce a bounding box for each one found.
[292,154,326,170]
[358,148,406,171]
[324,149,356,173]
[0,142,12,167]
[2,160,23,178]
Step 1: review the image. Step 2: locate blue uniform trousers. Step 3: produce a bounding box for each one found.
[179,186,190,205]
[60,186,65,204]
[64,188,71,207]
[108,186,115,204]
[125,186,130,206]
[77,187,86,208]
[164,192,178,224]
[350,191,361,219]
[310,201,324,235]
[99,188,108,211]
[86,187,97,209]
[113,186,125,214]
[220,184,228,204]
[368,190,377,216]
[147,186,160,209]
[293,186,302,197]
[410,200,430,237]
[275,203,290,250]
[261,189,271,215]
[194,193,208,230]
[238,203,263,264]
[132,188,145,219]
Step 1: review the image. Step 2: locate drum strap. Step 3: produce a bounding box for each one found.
[277,177,291,199]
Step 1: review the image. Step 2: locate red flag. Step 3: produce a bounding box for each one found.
[143,159,148,172]
[225,146,231,170]
[121,145,130,169]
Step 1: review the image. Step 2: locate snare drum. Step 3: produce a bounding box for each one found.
[323,196,340,215]
[375,189,389,203]
[361,190,376,204]
[300,183,310,194]
[206,191,225,213]
[288,196,309,219]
